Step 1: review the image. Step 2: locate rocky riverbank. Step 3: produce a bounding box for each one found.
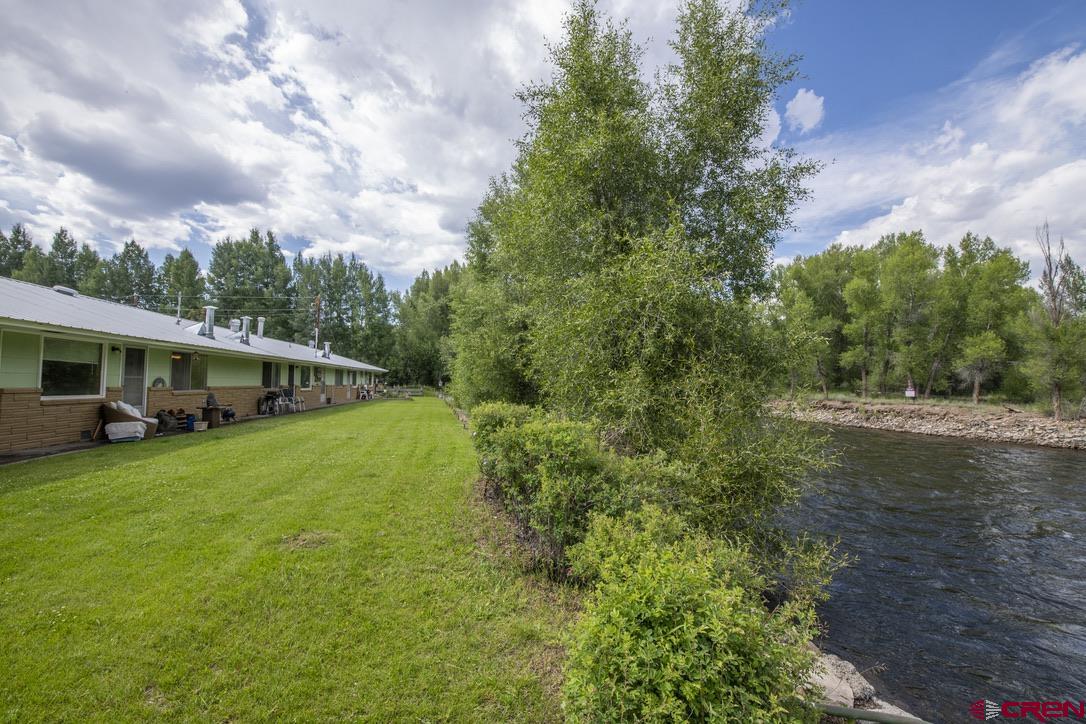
[809,648,919,721]
[776,398,1086,450]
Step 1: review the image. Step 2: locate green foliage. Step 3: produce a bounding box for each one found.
[99,240,160,308]
[209,228,294,339]
[477,407,620,573]
[394,262,463,385]
[563,508,818,723]
[448,267,537,409]
[158,249,207,320]
[0,224,33,277]
[46,227,79,287]
[12,245,51,285]
[783,228,1048,403]
[955,330,1007,403]
[1023,223,1086,418]
[471,401,539,479]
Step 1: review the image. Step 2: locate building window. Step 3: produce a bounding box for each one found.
[300,365,311,389]
[262,361,280,388]
[288,365,295,388]
[41,338,103,397]
[170,352,207,391]
[350,371,357,385]
[335,369,343,386]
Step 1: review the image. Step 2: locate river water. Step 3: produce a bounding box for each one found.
[792,425,1086,722]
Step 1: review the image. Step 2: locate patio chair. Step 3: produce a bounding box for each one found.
[280,388,304,412]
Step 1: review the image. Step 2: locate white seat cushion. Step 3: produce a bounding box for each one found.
[105,421,146,440]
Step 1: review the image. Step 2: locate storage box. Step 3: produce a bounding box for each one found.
[193,421,209,432]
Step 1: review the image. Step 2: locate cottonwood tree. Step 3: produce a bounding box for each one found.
[956,330,1007,404]
[1026,222,1085,420]
[840,249,883,398]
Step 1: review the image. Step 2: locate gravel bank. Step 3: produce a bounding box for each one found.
[776,399,1086,450]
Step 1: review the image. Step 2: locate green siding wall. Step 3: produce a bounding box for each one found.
[208,356,262,386]
[148,349,172,386]
[0,331,41,388]
[108,346,123,387]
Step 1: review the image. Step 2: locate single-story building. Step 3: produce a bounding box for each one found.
[0,276,387,453]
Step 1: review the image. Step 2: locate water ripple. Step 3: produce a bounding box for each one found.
[787,426,1086,722]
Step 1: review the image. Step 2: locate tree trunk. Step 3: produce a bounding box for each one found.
[972,377,980,405]
[1053,381,1063,421]
[924,358,939,400]
[816,361,829,400]
[860,367,868,399]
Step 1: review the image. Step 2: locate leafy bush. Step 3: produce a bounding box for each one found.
[564,508,818,723]
[471,401,537,481]
[518,418,613,570]
[482,416,620,572]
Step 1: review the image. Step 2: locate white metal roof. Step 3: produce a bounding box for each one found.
[0,276,387,373]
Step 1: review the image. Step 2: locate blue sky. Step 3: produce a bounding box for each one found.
[767,0,1086,266]
[773,1,1085,136]
[1,0,1085,289]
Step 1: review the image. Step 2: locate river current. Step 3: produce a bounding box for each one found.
[792,425,1086,722]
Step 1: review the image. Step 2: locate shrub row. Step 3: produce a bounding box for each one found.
[471,402,822,721]
[473,402,626,572]
[564,508,818,723]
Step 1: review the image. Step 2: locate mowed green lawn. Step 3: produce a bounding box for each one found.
[0,397,569,722]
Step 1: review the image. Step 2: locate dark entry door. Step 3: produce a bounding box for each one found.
[122,347,146,411]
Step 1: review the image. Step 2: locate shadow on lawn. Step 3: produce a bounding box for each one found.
[0,400,410,495]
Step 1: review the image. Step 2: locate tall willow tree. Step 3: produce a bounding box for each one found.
[452,0,825,539]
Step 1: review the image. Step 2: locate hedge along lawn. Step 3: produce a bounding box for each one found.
[0,397,573,722]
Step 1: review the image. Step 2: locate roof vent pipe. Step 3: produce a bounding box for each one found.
[241,316,252,344]
[256,317,266,338]
[203,306,217,338]
[308,339,316,349]
[229,319,241,333]
[323,341,331,358]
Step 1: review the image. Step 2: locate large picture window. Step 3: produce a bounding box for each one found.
[300,365,311,389]
[41,338,102,397]
[170,352,207,391]
[335,369,343,386]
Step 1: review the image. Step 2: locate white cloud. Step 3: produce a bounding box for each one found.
[759,108,781,148]
[0,0,599,283]
[785,88,824,134]
[788,46,1086,278]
